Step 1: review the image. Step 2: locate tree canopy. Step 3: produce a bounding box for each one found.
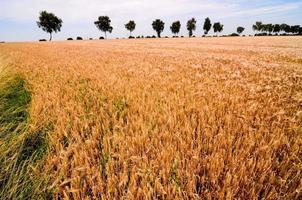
[125,20,136,37]
[252,21,263,32]
[203,17,212,35]
[94,16,113,38]
[252,22,300,35]
[170,21,181,36]
[237,26,245,35]
[290,25,300,34]
[273,24,280,33]
[152,19,165,38]
[36,11,302,40]
[265,24,274,34]
[187,18,197,37]
[37,11,63,41]
[213,22,223,35]
[281,24,291,33]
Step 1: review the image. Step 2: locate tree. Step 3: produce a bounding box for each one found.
[170,21,181,36]
[213,22,223,35]
[37,11,63,41]
[203,17,212,35]
[273,24,280,34]
[152,19,165,38]
[252,21,263,33]
[266,24,273,34]
[280,23,287,32]
[237,26,245,35]
[94,16,113,39]
[299,27,302,35]
[290,25,300,34]
[187,18,196,37]
[284,25,291,34]
[280,23,290,34]
[259,24,273,34]
[125,20,136,37]
[261,24,268,33]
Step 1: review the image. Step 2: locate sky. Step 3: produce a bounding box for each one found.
[0,0,302,42]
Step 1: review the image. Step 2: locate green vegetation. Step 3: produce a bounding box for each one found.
[0,75,30,140]
[252,21,302,35]
[0,71,50,199]
[125,20,136,37]
[37,11,63,41]
[213,22,224,36]
[187,18,197,37]
[237,26,245,35]
[94,16,113,39]
[152,19,165,38]
[203,17,212,35]
[35,10,302,40]
[170,21,181,36]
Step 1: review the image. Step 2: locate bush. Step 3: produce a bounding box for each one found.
[229,33,239,37]
[136,36,141,39]
[0,41,5,43]
[89,38,93,40]
[192,35,196,37]
[39,39,47,42]
[181,36,184,38]
[146,36,151,38]
[129,36,135,39]
[255,33,267,36]
[67,38,73,40]
[99,37,105,40]
[76,37,83,40]
[152,35,156,38]
[165,36,169,38]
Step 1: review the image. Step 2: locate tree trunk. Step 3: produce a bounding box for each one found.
[157,32,161,38]
[49,33,52,41]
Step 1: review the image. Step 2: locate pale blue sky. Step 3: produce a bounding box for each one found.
[0,0,302,42]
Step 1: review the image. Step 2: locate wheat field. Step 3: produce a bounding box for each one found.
[0,37,301,199]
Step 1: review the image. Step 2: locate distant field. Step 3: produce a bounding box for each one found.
[0,37,302,199]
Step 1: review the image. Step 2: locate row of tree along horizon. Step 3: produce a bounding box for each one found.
[37,11,302,41]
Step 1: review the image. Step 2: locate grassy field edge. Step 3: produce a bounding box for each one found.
[0,67,51,199]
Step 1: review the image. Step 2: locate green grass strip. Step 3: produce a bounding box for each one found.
[0,71,50,199]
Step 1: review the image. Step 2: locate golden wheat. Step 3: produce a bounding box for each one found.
[0,36,301,199]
